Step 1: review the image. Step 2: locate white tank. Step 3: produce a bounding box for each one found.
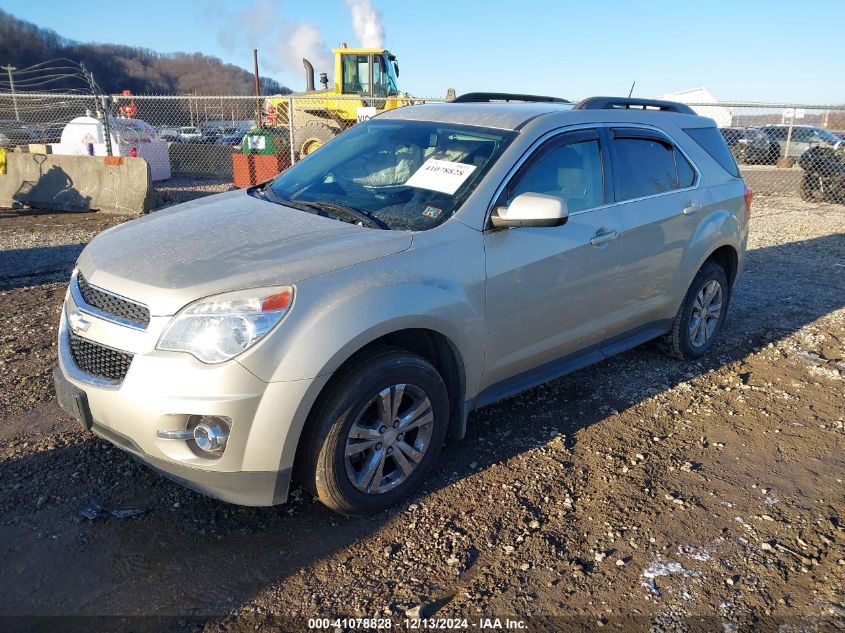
[52,116,171,181]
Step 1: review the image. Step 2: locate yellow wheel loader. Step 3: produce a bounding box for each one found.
[265,45,413,157]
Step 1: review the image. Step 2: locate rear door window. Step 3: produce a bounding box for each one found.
[610,133,677,201]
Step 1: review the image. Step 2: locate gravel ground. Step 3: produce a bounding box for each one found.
[0,192,843,632]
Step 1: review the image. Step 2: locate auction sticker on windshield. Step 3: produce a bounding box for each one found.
[405,159,477,195]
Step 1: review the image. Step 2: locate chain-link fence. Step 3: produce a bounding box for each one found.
[2,93,844,203]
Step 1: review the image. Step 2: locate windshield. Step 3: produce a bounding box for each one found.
[266,119,516,231]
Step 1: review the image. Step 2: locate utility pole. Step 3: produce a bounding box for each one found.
[1,65,20,121]
[253,49,263,127]
[81,63,112,156]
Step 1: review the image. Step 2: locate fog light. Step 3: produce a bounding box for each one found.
[190,415,230,456]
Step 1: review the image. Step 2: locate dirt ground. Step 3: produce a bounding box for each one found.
[0,192,843,632]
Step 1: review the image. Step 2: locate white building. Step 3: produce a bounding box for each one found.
[657,88,733,128]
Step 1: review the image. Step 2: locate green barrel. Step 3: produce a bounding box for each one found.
[241,128,288,155]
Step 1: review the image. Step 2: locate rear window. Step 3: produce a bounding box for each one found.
[684,127,740,177]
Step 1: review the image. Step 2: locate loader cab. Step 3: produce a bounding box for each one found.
[335,47,400,98]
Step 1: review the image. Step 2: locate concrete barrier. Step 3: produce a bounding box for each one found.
[0,152,153,215]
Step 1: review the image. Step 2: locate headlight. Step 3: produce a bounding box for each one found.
[158,286,294,363]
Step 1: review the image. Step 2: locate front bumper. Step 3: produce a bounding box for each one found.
[56,300,330,507]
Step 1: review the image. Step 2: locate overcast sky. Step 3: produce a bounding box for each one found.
[3,0,843,103]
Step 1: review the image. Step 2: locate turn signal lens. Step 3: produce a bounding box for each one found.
[261,290,292,312]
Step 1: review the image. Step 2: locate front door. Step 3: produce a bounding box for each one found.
[482,129,627,392]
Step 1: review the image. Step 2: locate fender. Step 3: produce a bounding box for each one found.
[237,222,487,393]
[670,207,742,310]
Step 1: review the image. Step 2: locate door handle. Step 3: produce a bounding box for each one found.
[682,202,700,216]
[590,230,619,246]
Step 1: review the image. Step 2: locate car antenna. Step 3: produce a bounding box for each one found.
[628,81,636,98]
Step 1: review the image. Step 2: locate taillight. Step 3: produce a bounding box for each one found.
[743,185,753,221]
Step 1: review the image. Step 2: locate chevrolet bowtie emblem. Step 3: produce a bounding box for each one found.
[68,309,91,333]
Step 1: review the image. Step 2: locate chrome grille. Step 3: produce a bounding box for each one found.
[76,273,150,328]
[68,333,134,382]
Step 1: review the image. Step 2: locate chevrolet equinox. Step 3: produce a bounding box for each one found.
[54,95,751,515]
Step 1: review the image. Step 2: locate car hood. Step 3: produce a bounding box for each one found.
[77,189,413,316]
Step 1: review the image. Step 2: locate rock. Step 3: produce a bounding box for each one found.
[616,558,626,567]
[503,545,515,555]
[529,519,541,530]
[36,495,47,509]
[446,556,459,566]
[405,606,421,619]
[594,551,606,563]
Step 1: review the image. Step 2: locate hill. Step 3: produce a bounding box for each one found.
[0,9,290,95]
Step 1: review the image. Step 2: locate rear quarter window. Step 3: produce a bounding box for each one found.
[684,127,741,178]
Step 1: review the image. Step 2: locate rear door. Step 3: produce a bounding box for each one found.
[605,127,704,327]
[482,128,627,390]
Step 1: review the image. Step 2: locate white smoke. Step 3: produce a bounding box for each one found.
[212,0,387,86]
[273,22,331,77]
[345,0,385,48]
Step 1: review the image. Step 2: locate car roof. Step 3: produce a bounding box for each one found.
[377,101,713,132]
[377,102,573,131]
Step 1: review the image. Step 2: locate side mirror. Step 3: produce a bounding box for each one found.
[491,192,568,228]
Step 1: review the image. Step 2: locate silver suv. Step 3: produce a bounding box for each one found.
[54,95,751,515]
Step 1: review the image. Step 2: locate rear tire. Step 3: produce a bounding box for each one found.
[296,347,449,516]
[799,174,823,202]
[659,261,730,360]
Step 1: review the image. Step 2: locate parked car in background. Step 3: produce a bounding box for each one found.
[216,129,247,145]
[30,122,66,144]
[176,126,202,142]
[201,126,243,144]
[0,120,37,148]
[158,128,179,142]
[720,126,779,164]
[834,131,845,141]
[762,124,844,160]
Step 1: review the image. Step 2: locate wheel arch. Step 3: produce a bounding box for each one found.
[705,243,739,287]
[287,325,469,487]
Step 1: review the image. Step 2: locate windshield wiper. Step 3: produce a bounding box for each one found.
[292,200,390,230]
[249,185,389,230]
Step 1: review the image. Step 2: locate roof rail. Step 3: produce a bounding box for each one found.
[573,96,696,114]
[452,92,570,104]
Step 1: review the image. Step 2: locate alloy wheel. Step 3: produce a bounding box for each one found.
[344,384,434,494]
[688,280,723,348]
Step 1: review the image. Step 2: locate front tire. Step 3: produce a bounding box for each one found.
[294,121,337,157]
[660,261,730,360]
[296,347,449,516]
